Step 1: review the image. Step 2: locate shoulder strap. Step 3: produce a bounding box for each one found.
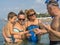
[38,19,41,29]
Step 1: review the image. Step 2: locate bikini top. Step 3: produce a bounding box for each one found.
[13,28,24,32]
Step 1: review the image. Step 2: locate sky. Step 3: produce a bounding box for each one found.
[0,0,60,19]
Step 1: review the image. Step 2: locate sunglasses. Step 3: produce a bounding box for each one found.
[18,18,25,21]
[28,13,36,17]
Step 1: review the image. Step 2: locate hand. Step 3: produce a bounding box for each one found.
[33,28,42,34]
[5,38,12,42]
[43,24,52,31]
[24,31,29,34]
[26,34,31,38]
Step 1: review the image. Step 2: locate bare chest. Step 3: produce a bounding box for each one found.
[51,17,60,31]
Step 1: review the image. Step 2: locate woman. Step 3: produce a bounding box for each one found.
[25,9,47,43]
[13,10,29,44]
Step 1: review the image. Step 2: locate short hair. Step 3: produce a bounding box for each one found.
[8,12,17,20]
[18,10,25,18]
[47,1,59,6]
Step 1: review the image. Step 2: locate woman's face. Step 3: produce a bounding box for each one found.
[18,14,25,24]
[28,12,36,20]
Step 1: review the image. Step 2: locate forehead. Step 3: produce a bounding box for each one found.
[18,14,25,18]
[29,12,35,14]
[12,16,17,19]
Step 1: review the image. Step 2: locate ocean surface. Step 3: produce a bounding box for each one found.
[0,20,6,45]
[0,19,51,45]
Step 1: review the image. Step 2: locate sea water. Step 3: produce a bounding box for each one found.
[0,20,50,45]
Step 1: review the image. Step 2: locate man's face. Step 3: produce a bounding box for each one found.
[47,5,56,16]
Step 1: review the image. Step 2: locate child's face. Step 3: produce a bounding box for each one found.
[10,16,17,23]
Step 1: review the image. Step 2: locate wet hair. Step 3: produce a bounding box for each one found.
[18,10,25,18]
[26,9,36,20]
[8,12,17,20]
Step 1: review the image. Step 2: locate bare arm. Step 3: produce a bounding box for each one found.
[9,24,20,35]
[49,29,60,38]
[2,26,12,42]
[2,27,7,39]
[38,20,48,34]
[43,24,60,38]
[33,28,48,35]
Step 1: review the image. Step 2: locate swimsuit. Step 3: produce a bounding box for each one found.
[50,41,60,45]
[7,28,24,43]
[14,28,23,32]
[26,25,40,42]
[26,19,41,42]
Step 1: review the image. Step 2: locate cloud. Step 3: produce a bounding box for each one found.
[30,0,47,13]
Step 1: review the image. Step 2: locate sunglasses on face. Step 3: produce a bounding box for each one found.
[18,18,25,21]
[28,13,36,17]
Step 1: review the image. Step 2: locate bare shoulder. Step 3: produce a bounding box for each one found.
[2,26,5,31]
[24,20,29,27]
[8,23,13,27]
[2,23,9,31]
[14,22,18,28]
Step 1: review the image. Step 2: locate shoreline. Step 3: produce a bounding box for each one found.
[37,17,52,22]
[1,17,52,22]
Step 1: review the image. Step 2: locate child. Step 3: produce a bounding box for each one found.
[2,12,17,43]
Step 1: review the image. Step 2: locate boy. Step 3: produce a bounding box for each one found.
[2,12,17,43]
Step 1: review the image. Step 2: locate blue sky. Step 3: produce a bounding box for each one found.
[0,0,60,19]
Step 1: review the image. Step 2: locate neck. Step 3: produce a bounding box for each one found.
[29,19,35,22]
[8,21,14,26]
[18,21,24,25]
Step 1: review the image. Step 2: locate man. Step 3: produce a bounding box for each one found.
[45,0,60,45]
[39,0,60,45]
[35,0,60,45]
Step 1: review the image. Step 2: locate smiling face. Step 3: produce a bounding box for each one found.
[47,1,59,16]
[18,14,25,25]
[28,11,36,20]
[26,9,36,20]
[47,4,59,16]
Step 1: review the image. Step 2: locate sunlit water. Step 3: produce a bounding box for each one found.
[0,20,51,45]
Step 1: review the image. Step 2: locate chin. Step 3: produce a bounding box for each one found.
[49,12,55,16]
[32,18,36,20]
[50,15,55,16]
[50,13,57,16]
